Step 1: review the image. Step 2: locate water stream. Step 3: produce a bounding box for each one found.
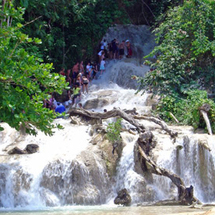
[0,25,215,214]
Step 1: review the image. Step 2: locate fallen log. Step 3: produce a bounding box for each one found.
[69,108,145,132]
[138,145,199,205]
[134,115,178,139]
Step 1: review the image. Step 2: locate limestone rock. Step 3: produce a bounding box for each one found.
[25,144,39,154]
[103,24,155,60]
[8,147,26,155]
[83,98,109,110]
[114,188,131,206]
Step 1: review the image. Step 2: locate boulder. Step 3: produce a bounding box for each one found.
[137,131,156,155]
[8,144,39,155]
[114,188,131,206]
[83,98,109,110]
[8,147,26,155]
[24,144,39,154]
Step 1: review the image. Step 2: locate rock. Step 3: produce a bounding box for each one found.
[8,147,26,155]
[145,94,160,108]
[24,144,39,154]
[137,131,156,155]
[83,98,109,110]
[70,116,79,125]
[53,89,69,103]
[103,24,155,60]
[114,188,131,206]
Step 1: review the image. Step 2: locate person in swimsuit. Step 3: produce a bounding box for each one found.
[82,75,89,93]
[119,40,125,59]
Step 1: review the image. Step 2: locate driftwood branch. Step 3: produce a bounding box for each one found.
[69,108,145,132]
[138,146,199,205]
[199,104,212,135]
[134,115,178,139]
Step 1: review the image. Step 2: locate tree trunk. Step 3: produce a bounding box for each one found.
[69,108,145,132]
[138,145,199,205]
[69,108,177,137]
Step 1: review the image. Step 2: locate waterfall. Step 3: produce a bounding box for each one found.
[151,131,215,203]
[1,24,215,210]
[0,120,111,208]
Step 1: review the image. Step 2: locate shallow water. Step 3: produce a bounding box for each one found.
[0,206,211,215]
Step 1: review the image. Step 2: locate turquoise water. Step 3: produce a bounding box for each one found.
[0,206,210,215]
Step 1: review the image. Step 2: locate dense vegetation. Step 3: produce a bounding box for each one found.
[0,1,68,135]
[138,0,215,132]
[12,0,181,72]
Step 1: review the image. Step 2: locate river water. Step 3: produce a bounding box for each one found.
[0,205,211,215]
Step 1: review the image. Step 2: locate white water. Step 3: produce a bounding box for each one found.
[1,59,215,209]
[1,25,215,212]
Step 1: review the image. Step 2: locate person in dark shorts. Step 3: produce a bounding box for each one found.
[82,76,89,93]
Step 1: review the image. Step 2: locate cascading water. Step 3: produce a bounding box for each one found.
[1,24,215,213]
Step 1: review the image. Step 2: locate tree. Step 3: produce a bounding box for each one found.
[138,0,215,97]
[0,2,68,135]
[12,0,131,72]
[135,0,215,132]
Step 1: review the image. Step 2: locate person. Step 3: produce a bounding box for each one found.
[72,85,81,105]
[44,93,56,110]
[100,58,105,74]
[79,61,84,75]
[91,63,98,80]
[86,62,92,81]
[119,41,125,59]
[75,73,82,87]
[66,69,71,86]
[98,50,105,64]
[55,102,66,114]
[126,40,132,58]
[59,68,65,76]
[72,62,79,84]
[108,42,113,59]
[101,39,108,58]
[115,39,119,59]
[78,103,83,109]
[111,39,117,59]
[82,75,89,93]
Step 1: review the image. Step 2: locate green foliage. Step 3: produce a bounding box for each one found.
[106,118,122,144]
[0,3,68,135]
[156,90,215,132]
[14,0,131,71]
[138,0,215,97]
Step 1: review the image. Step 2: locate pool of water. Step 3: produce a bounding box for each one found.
[0,205,211,215]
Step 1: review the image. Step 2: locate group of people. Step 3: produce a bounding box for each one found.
[99,38,133,60]
[44,60,102,114]
[44,38,133,115]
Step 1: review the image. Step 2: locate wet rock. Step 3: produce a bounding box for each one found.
[53,89,69,103]
[83,98,109,110]
[8,147,26,155]
[145,94,160,109]
[137,131,156,155]
[114,188,131,206]
[90,133,103,145]
[25,144,39,154]
[103,24,155,60]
